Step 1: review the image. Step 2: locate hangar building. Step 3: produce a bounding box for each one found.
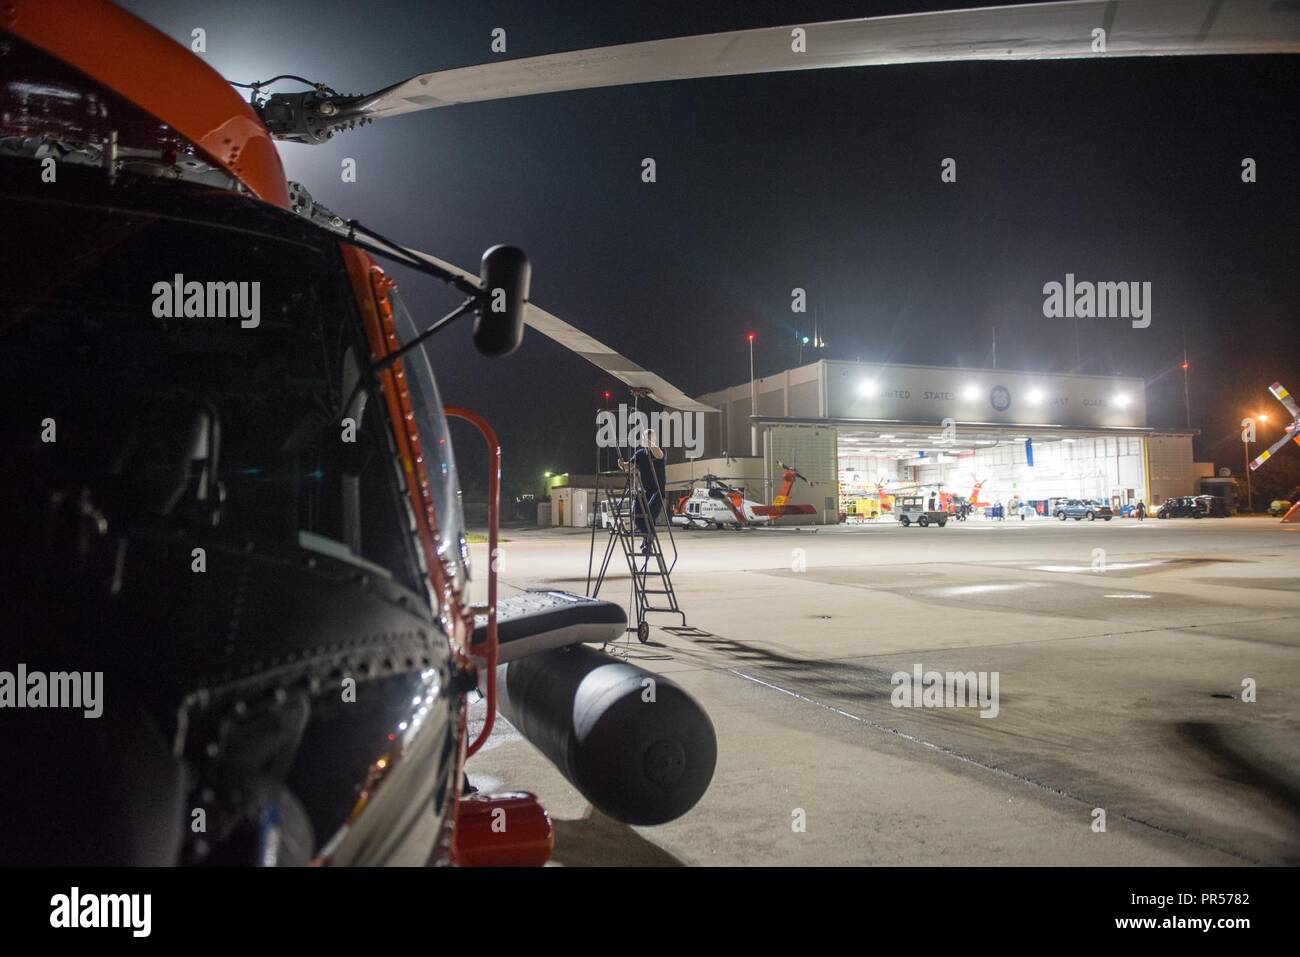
[667,359,1204,524]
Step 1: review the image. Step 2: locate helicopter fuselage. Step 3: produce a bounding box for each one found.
[672,487,770,528]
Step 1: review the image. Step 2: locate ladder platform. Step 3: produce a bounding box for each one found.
[473,590,627,663]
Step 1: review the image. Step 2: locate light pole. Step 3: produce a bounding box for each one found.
[1181,356,1191,428]
[1241,417,1263,512]
[601,390,611,473]
[1243,431,1252,512]
[748,332,758,456]
[799,335,809,365]
[1245,413,1271,512]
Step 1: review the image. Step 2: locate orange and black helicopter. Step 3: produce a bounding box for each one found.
[1,0,1294,866]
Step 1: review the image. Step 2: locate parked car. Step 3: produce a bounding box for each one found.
[1156,496,1202,519]
[1268,499,1293,516]
[1053,499,1113,521]
[1194,494,1229,518]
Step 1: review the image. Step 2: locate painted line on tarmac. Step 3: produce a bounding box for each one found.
[723,667,1261,864]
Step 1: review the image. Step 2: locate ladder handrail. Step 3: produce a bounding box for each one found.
[587,465,686,635]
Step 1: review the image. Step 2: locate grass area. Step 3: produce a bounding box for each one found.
[465,532,515,544]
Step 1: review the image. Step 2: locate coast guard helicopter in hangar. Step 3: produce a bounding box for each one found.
[2,0,1295,867]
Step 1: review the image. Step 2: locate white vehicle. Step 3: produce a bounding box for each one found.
[593,495,633,528]
[895,495,948,528]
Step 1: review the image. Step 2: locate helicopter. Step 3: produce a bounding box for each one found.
[2,0,1295,868]
[1249,382,1300,523]
[859,475,988,516]
[1248,382,1300,473]
[671,463,816,529]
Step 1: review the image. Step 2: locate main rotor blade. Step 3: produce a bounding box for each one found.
[1268,381,1300,421]
[398,246,716,414]
[358,0,1299,119]
[1250,426,1300,471]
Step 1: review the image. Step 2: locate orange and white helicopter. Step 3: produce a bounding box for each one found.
[1249,382,1300,472]
[1249,382,1300,523]
[671,463,817,529]
[873,475,989,513]
[961,476,993,509]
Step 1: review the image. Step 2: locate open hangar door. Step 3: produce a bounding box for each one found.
[837,427,1150,518]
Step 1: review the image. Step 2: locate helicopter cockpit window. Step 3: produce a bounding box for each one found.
[381,287,470,592]
[1,170,426,597]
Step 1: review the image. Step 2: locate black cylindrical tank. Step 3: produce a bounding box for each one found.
[495,645,716,826]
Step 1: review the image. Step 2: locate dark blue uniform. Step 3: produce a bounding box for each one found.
[630,447,666,534]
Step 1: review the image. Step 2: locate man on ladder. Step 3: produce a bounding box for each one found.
[591,424,685,643]
[618,428,667,553]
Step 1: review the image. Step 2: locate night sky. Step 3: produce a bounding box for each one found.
[120,0,1300,498]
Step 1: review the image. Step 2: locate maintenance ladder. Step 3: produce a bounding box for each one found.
[588,471,686,643]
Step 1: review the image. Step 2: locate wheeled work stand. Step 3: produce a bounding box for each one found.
[587,467,686,643]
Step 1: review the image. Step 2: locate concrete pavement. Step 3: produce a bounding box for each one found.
[466,516,1300,865]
